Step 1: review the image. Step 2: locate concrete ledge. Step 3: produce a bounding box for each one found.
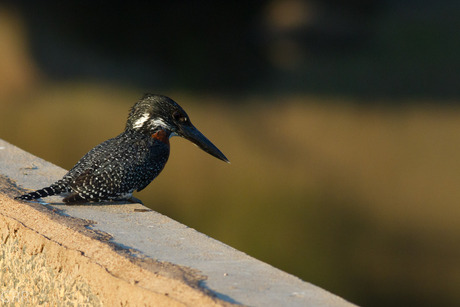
[0,139,354,306]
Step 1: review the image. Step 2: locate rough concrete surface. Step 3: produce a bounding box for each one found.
[0,138,355,306]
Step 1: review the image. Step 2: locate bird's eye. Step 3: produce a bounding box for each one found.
[172,111,188,123]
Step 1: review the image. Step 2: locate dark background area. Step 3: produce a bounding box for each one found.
[8,0,460,98]
[1,1,459,306]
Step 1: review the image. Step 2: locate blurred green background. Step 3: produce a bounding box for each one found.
[1,1,459,306]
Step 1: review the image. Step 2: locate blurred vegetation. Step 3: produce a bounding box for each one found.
[0,2,459,307]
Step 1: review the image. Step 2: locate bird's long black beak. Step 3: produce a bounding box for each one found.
[178,125,229,163]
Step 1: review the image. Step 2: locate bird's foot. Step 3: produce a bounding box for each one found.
[128,196,144,205]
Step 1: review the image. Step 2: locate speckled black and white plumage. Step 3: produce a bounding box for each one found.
[16,94,228,203]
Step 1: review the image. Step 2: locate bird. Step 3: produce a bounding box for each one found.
[15,94,229,203]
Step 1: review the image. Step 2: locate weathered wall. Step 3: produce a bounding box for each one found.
[0,191,228,306]
[0,139,354,306]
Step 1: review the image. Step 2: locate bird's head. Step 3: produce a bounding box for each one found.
[126,94,229,163]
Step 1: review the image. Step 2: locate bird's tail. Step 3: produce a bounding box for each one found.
[15,181,69,201]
